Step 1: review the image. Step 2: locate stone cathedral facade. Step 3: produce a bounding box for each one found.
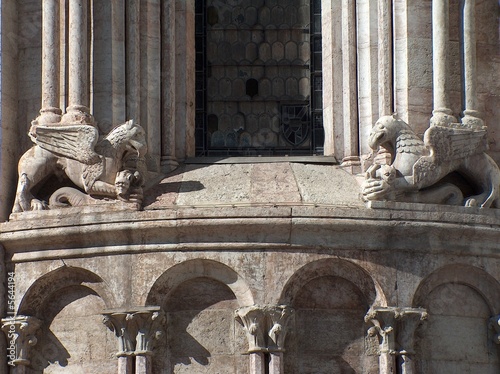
[0,1,499,373]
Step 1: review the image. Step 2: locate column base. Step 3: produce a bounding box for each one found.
[32,107,62,126]
[340,156,361,174]
[430,108,457,127]
[461,110,484,128]
[160,156,179,174]
[61,105,95,126]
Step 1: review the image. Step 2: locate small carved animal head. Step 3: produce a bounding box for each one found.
[376,164,396,184]
[115,170,139,196]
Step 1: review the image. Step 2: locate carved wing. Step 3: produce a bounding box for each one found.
[82,163,105,192]
[413,124,488,186]
[30,124,101,164]
[424,123,488,163]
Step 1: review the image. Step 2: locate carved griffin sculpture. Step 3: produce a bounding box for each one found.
[362,115,500,208]
[13,120,148,212]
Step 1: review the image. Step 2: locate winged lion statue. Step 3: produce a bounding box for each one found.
[362,115,500,208]
[13,120,148,212]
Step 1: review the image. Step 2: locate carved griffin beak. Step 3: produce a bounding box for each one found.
[128,139,147,157]
[368,130,385,150]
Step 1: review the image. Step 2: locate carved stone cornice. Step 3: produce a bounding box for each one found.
[365,307,428,356]
[1,315,42,366]
[102,306,165,357]
[235,305,295,353]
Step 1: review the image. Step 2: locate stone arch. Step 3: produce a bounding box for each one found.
[17,266,117,372]
[413,263,500,313]
[280,258,383,373]
[18,265,114,316]
[146,259,251,373]
[146,258,254,307]
[413,264,500,373]
[279,258,385,307]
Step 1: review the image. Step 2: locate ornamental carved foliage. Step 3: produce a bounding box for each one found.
[362,115,500,208]
[235,305,295,353]
[12,120,148,213]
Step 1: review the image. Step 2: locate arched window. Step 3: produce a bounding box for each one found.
[195,0,324,156]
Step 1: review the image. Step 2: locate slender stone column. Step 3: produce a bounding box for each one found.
[235,306,267,374]
[161,0,178,172]
[341,0,360,170]
[378,0,392,116]
[461,0,483,127]
[365,307,427,374]
[267,306,294,374]
[430,0,457,126]
[61,0,94,125]
[365,308,397,374]
[103,307,165,374]
[396,308,428,374]
[36,0,62,125]
[1,316,42,374]
[236,305,294,374]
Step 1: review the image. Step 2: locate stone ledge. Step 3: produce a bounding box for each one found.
[1,203,499,262]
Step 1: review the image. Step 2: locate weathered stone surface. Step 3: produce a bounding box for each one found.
[1,1,500,373]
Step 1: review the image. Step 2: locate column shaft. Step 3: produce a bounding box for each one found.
[378,0,393,116]
[341,0,360,168]
[268,352,284,374]
[431,0,456,125]
[161,0,178,172]
[68,0,87,107]
[117,356,134,374]
[461,0,483,127]
[62,0,94,125]
[249,352,266,374]
[136,355,152,374]
[40,0,61,124]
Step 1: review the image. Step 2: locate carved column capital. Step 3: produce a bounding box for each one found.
[235,305,295,354]
[365,307,398,355]
[266,305,295,352]
[396,307,428,356]
[134,310,166,356]
[235,306,267,353]
[365,307,427,356]
[489,314,500,344]
[1,315,42,366]
[102,306,165,357]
